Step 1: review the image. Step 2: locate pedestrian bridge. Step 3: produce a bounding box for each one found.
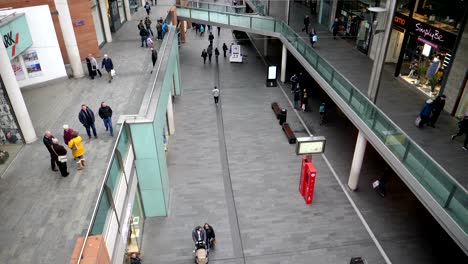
[175,5,468,253]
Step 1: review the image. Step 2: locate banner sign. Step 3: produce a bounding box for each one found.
[0,14,33,61]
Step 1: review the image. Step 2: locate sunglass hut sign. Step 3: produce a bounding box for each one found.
[0,14,33,60]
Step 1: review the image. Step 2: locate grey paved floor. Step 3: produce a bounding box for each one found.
[286,2,468,187]
[141,25,386,263]
[0,2,173,263]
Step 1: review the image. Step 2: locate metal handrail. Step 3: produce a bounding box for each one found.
[76,123,127,263]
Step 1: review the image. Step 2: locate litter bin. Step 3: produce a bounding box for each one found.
[279,108,287,125]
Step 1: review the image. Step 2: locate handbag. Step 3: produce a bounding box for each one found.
[372,180,380,189]
[111,69,116,76]
[312,35,318,42]
[51,146,67,163]
[415,116,422,127]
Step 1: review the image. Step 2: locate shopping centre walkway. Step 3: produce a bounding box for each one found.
[141,25,387,263]
[285,1,468,187]
[0,2,173,263]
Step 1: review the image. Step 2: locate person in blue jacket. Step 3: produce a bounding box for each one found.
[419,99,433,128]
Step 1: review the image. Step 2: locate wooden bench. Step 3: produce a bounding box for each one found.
[271,102,281,119]
[282,123,296,144]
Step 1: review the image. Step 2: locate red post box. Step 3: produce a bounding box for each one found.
[299,156,308,196]
[304,162,317,204]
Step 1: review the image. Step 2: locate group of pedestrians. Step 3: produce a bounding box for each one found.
[192,223,216,251]
[417,95,467,151]
[85,54,115,83]
[290,73,309,111]
[43,102,115,177]
[138,16,167,48]
[201,44,220,64]
[192,23,220,37]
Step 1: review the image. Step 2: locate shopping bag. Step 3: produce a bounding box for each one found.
[110,69,116,76]
[372,180,380,189]
[414,116,421,127]
[312,35,318,42]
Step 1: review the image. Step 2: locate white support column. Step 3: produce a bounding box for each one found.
[123,0,131,21]
[348,131,367,191]
[280,44,287,83]
[0,43,37,143]
[99,0,113,43]
[166,95,175,135]
[54,0,84,78]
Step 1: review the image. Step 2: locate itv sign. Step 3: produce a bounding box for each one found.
[0,14,33,60]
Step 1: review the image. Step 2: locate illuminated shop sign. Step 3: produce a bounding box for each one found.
[413,22,456,48]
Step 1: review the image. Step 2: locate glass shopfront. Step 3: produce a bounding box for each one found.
[335,0,376,54]
[91,0,106,46]
[0,77,23,174]
[389,0,467,96]
[124,190,145,263]
[129,0,141,14]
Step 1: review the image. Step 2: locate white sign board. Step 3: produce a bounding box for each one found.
[230,44,242,63]
[295,136,326,155]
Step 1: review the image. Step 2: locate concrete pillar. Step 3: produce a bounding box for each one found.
[167,95,175,135]
[54,0,84,78]
[123,0,131,21]
[348,131,367,191]
[280,44,287,83]
[0,43,37,143]
[99,0,113,43]
[263,36,268,57]
[180,21,186,43]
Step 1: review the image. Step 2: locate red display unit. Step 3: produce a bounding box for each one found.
[299,158,317,205]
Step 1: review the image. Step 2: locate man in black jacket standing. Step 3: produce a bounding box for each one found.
[79,104,98,139]
[43,131,58,171]
[98,102,114,137]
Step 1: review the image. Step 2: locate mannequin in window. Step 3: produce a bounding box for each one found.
[426,56,440,83]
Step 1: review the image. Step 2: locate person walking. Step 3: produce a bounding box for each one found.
[79,104,98,139]
[192,226,206,244]
[301,88,308,112]
[201,49,208,64]
[302,15,310,33]
[156,21,163,40]
[207,45,213,63]
[144,17,154,36]
[212,86,220,105]
[98,102,114,137]
[217,26,221,36]
[418,99,433,128]
[51,138,70,177]
[208,32,214,46]
[429,94,446,127]
[150,47,158,73]
[451,113,468,151]
[331,18,340,39]
[309,28,317,47]
[319,102,327,125]
[203,223,216,250]
[214,47,220,64]
[222,43,228,57]
[290,73,298,92]
[101,54,114,83]
[144,1,151,15]
[88,54,102,79]
[293,86,301,110]
[200,24,205,37]
[43,131,58,172]
[63,125,74,145]
[139,26,149,48]
[85,55,96,80]
[68,131,86,170]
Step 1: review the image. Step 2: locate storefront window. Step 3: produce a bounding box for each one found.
[126,191,144,257]
[129,0,141,14]
[91,0,105,45]
[412,0,467,34]
[0,77,23,174]
[118,0,126,23]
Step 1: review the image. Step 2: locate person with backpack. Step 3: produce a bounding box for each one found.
[144,1,151,15]
[139,26,149,47]
[451,113,468,151]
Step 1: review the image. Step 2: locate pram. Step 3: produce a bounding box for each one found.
[194,241,208,264]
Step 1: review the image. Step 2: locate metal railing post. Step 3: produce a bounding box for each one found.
[444,185,457,208]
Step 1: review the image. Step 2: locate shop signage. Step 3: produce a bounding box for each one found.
[394,16,406,26]
[413,22,456,48]
[73,19,85,27]
[0,14,33,61]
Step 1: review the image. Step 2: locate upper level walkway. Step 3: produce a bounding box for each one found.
[174,2,468,252]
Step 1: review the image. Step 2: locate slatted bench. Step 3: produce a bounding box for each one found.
[271,102,281,119]
[282,123,296,144]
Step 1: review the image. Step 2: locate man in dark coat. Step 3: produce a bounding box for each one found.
[101,54,114,83]
[222,43,228,57]
[79,104,98,139]
[429,95,446,127]
[302,15,310,32]
[151,47,158,73]
[451,113,468,151]
[98,102,114,137]
[139,27,149,48]
[201,49,208,64]
[207,45,213,63]
[43,131,58,171]
[214,47,220,64]
[208,32,214,46]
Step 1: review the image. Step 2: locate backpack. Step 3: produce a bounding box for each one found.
[319,105,325,113]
